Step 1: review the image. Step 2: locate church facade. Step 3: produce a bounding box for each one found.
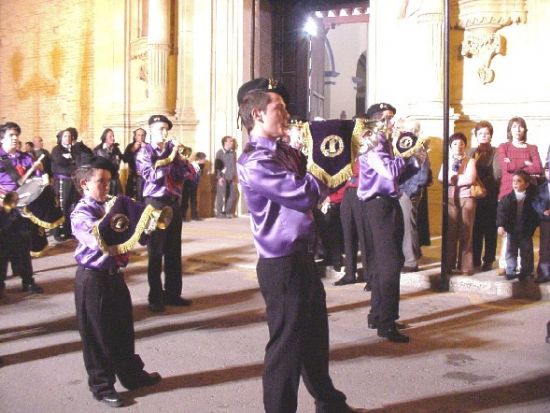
[1,0,548,223]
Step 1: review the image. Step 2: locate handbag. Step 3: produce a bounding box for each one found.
[471,152,487,198]
[470,177,487,198]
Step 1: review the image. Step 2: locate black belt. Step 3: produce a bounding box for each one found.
[81,266,121,276]
[146,195,179,205]
[364,194,399,203]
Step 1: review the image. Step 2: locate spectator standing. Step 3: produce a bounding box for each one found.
[533,163,550,283]
[33,136,53,179]
[438,132,477,275]
[123,127,147,201]
[333,159,368,287]
[468,121,500,271]
[181,151,206,221]
[214,136,238,218]
[496,117,543,274]
[94,128,123,195]
[496,170,539,280]
[68,127,93,167]
[51,129,79,241]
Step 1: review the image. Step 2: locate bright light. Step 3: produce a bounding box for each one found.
[303,17,317,37]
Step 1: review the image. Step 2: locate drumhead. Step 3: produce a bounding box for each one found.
[16,178,47,207]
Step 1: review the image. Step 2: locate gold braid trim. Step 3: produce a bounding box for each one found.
[22,208,65,229]
[393,135,430,158]
[92,201,157,256]
[302,119,366,188]
[154,146,178,169]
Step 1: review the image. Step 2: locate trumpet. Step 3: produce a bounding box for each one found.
[154,138,193,168]
[0,191,19,213]
[358,119,391,154]
[169,139,193,159]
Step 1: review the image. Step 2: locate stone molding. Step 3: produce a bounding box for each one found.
[458,0,527,84]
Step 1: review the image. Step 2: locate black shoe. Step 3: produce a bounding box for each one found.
[164,296,192,306]
[401,266,419,272]
[333,276,356,286]
[149,302,165,313]
[22,282,44,294]
[377,326,409,343]
[481,262,494,271]
[368,320,407,330]
[123,371,162,390]
[192,217,202,221]
[535,275,550,284]
[518,273,530,281]
[505,273,517,281]
[93,390,124,408]
[363,282,371,292]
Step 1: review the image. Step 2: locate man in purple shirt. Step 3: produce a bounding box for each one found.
[237,78,357,413]
[136,114,192,312]
[0,122,44,295]
[358,103,409,343]
[71,156,161,407]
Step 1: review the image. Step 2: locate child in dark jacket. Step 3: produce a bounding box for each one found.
[533,163,550,283]
[496,170,539,280]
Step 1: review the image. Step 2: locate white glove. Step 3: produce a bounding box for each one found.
[62,153,72,159]
[359,131,379,154]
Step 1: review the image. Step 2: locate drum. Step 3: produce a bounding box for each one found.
[94,195,173,255]
[18,178,65,230]
[16,178,46,207]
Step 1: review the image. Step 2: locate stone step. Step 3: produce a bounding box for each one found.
[400,268,550,300]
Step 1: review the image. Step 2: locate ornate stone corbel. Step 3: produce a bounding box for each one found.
[458,0,527,84]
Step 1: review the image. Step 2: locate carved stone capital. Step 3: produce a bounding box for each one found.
[461,31,502,84]
[458,0,527,84]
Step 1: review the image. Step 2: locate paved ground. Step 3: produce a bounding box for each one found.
[1,216,549,412]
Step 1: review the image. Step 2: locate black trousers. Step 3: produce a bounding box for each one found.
[472,197,498,267]
[0,244,34,287]
[145,196,183,304]
[257,253,347,413]
[181,181,198,220]
[538,221,550,277]
[54,177,79,238]
[74,266,144,396]
[360,196,404,329]
[126,173,145,203]
[340,187,368,280]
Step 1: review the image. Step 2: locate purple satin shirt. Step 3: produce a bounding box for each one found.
[357,135,405,201]
[136,141,189,199]
[0,149,40,192]
[71,196,129,271]
[237,135,328,258]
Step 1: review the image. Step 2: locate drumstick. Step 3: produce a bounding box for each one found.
[17,154,46,186]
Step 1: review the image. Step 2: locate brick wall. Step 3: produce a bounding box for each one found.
[0,0,95,151]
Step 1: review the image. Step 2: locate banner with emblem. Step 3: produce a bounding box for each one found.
[296,119,366,188]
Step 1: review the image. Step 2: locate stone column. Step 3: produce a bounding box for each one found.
[174,0,199,140]
[147,0,171,113]
[411,0,445,114]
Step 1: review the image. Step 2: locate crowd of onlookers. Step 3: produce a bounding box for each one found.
[442,117,550,283]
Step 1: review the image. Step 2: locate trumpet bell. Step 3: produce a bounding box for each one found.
[155,206,174,230]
